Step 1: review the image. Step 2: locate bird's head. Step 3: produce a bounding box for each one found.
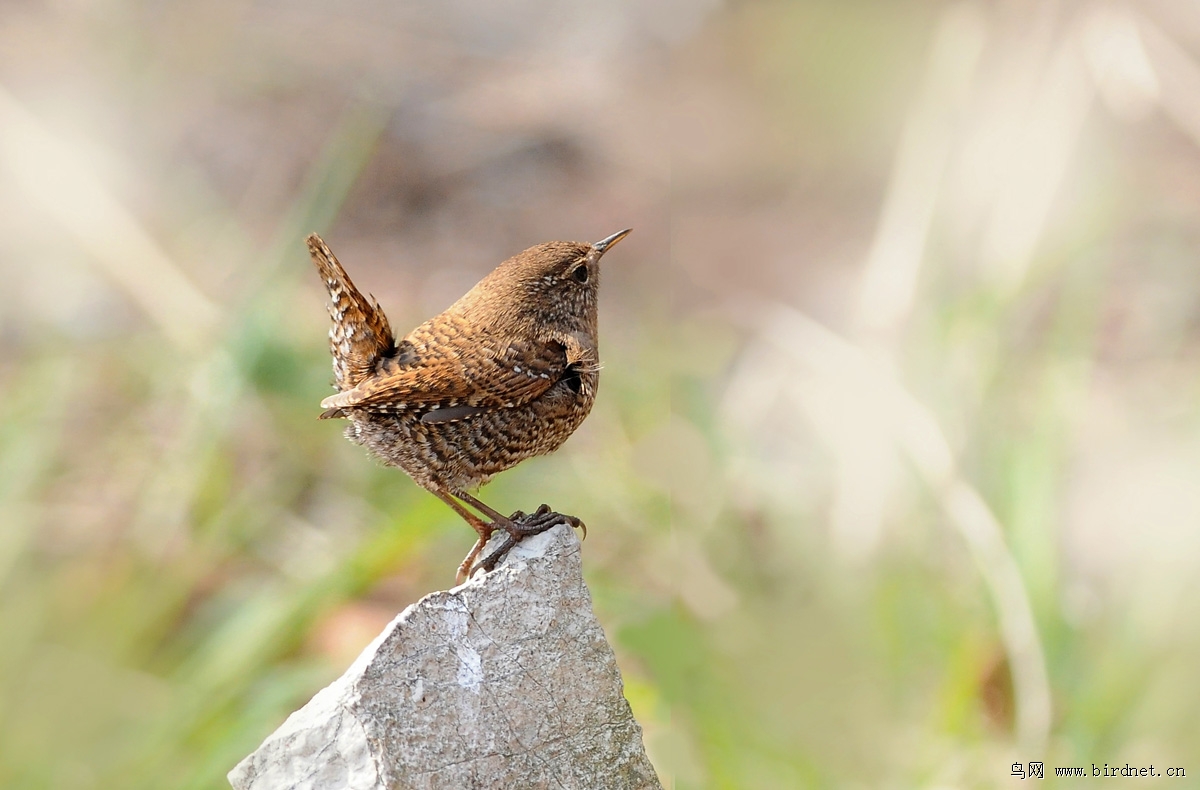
[462,229,631,335]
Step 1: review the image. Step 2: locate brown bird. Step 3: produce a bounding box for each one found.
[307,229,631,582]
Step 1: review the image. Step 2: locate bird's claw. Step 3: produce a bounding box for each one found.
[531,508,585,540]
[503,507,582,538]
[466,507,586,578]
[508,504,552,522]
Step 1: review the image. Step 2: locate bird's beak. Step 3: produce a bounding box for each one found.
[592,228,632,255]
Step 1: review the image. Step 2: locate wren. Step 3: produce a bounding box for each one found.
[307,229,630,582]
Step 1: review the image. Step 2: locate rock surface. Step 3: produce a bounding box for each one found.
[228,524,662,790]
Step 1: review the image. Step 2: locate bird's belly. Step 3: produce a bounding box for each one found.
[346,390,594,493]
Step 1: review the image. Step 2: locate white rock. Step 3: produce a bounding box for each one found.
[229,524,662,790]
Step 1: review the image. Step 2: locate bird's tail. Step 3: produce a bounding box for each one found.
[306,233,396,397]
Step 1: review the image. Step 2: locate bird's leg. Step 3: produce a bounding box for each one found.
[454,491,580,539]
[453,491,586,575]
[433,490,496,584]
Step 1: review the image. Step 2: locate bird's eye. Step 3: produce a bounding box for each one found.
[571,264,589,283]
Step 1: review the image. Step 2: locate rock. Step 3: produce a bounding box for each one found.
[229,524,662,790]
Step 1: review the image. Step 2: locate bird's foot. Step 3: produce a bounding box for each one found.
[504,506,585,540]
[468,507,586,577]
[510,505,586,540]
[505,503,552,521]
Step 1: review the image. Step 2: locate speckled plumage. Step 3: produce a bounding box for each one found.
[307,230,629,580]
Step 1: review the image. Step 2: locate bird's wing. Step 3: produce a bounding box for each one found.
[319,334,569,417]
[307,234,395,391]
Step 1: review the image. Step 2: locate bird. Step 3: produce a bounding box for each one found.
[307,228,631,582]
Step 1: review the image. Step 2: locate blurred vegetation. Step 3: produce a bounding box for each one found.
[3,1,1200,788]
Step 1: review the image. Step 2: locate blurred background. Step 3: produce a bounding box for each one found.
[2,0,1200,787]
